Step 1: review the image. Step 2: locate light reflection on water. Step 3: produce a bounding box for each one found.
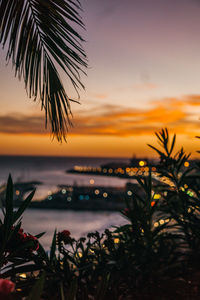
[22,209,127,249]
[0,156,130,249]
[0,155,131,200]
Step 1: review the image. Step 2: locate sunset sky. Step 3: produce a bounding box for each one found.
[0,0,200,158]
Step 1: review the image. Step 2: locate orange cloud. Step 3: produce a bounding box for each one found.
[133,82,158,91]
[184,95,200,106]
[0,95,199,138]
[0,114,46,134]
[87,92,108,100]
[71,96,199,136]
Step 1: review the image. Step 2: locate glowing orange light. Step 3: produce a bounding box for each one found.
[114,238,120,244]
[19,273,27,279]
[95,189,100,195]
[184,161,189,168]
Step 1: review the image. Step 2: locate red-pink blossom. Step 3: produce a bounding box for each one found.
[0,279,15,295]
[57,230,71,245]
[61,230,71,237]
[25,234,39,251]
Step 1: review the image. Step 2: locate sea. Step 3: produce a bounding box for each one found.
[0,155,130,248]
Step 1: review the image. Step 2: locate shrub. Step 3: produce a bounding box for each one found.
[0,129,200,299]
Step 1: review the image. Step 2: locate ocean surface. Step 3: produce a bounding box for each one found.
[0,155,130,199]
[0,155,130,248]
[22,209,127,249]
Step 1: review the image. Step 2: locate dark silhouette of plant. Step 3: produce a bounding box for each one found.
[0,0,87,141]
[1,129,200,299]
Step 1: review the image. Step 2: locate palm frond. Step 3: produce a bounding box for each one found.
[0,0,87,140]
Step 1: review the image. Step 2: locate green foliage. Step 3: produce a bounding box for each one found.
[27,272,46,300]
[0,176,38,268]
[0,129,200,299]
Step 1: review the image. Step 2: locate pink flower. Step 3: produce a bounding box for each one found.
[5,227,39,255]
[61,230,71,237]
[18,228,27,241]
[0,279,15,295]
[25,234,39,251]
[57,230,71,245]
[18,228,39,251]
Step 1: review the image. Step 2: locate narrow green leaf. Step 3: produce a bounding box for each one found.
[35,232,46,239]
[95,273,110,300]
[60,281,65,300]
[50,229,57,263]
[27,271,46,300]
[169,134,176,155]
[147,144,163,156]
[68,278,78,300]
[13,189,35,223]
[2,264,41,278]
[37,243,49,264]
[4,175,14,237]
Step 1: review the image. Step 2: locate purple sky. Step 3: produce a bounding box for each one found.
[0,0,200,157]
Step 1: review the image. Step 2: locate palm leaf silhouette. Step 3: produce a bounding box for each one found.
[0,0,87,140]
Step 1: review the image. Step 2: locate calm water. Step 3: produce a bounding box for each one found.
[0,155,130,199]
[0,155,130,248]
[22,209,127,249]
